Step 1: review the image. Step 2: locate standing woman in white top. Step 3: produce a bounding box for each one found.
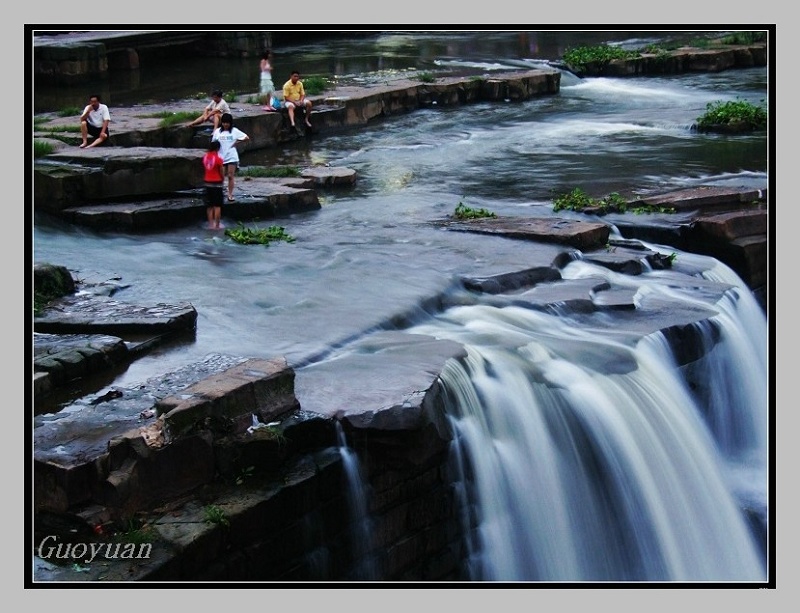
[212,113,250,202]
[259,50,276,111]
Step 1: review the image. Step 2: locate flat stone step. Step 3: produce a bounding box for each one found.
[60,178,321,229]
[443,216,611,250]
[33,294,198,336]
[634,185,766,213]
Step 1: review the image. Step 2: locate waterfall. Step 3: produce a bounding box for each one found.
[410,256,768,582]
[335,422,378,580]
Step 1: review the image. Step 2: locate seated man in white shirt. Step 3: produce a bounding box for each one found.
[79,94,111,149]
[187,89,231,130]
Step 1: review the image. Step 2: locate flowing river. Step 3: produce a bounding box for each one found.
[32,30,770,583]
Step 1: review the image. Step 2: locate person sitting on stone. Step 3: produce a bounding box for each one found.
[282,70,313,129]
[79,94,111,148]
[187,89,230,130]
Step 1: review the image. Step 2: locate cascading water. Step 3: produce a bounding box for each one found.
[409,253,768,582]
[335,422,378,580]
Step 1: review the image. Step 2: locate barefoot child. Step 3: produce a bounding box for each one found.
[202,140,225,229]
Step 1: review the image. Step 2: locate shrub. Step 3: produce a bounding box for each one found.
[695,99,767,131]
[415,72,436,83]
[562,45,639,72]
[302,76,328,95]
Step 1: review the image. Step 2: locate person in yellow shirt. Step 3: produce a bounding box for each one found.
[282,70,313,130]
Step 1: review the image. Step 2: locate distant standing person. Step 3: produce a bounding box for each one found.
[79,94,111,148]
[187,89,230,130]
[212,113,250,202]
[259,50,276,111]
[202,140,225,229]
[282,70,313,130]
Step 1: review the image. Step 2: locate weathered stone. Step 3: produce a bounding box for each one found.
[157,357,300,438]
[445,216,611,250]
[300,166,357,187]
[295,331,466,436]
[34,294,197,336]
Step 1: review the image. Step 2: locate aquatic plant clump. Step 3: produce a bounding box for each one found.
[695,99,767,131]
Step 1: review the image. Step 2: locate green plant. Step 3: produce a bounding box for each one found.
[148,111,198,127]
[454,201,497,220]
[415,72,436,83]
[667,252,678,264]
[36,125,81,133]
[239,166,301,178]
[302,76,328,95]
[204,505,230,527]
[235,465,255,485]
[552,187,594,212]
[34,140,55,158]
[224,222,296,246]
[113,518,155,545]
[695,99,767,131]
[33,116,50,126]
[223,90,238,102]
[57,106,82,117]
[552,188,674,215]
[720,31,767,45]
[562,45,639,72]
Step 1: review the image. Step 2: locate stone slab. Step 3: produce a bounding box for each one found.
[33,294,198,336]
[294,330,466,432]
[444,216,611,250]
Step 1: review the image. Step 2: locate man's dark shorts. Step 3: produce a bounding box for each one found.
[87,123,110,139]
[204,183,224,207]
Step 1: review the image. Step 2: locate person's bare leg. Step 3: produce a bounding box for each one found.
[86,133,106,149]
[79,122,88,148]
[207,207,214,228]
[214,206,222,229]
[287,103,296,127]
[305,101,313,127]
[227,166,235,201]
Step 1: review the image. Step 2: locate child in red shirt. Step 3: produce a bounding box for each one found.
[203,140,225,229]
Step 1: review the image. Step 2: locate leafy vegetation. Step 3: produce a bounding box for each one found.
[562,44,639,72]
[415,72,436,83]
[139,111,198,127]
[552,188,675,215]
[57,106,82,117]
[695,99,767,131]
[454,201,497,220]
[720,31,767,45]
[113,518,156,545]
[34,140,55,157]
[203,505,230,527]
[235,465,255,485]
[36,125,81,133]
[239,165,301,178]
[302,76,328,95]
[224,222,296,245]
